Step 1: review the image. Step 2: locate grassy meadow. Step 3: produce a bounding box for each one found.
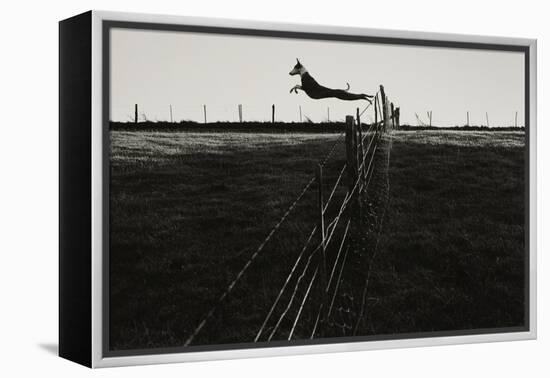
[109,128,526,350]
[109,131,349,349]
[358,130,526,335]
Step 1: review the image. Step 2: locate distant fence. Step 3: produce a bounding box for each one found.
[129,91,401,126]
[183,85,399,346]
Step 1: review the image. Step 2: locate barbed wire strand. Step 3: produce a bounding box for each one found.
[322,173,362,249]
[358,102,373,118]
[288,266,319,340]
[309,219,351,339]
[323,164,347,215]
[267,244,321,342]
[359,145,378,194]
[310,303,324,339]
[325,219,352,292]
[359,143,378,180]
[321,133,345,166]
[184,176,316,346]
[361,145,379,193]
[254,225,317,342]
[360,126,378,150]
[327,246,350,319]
[358,90,380,118]
[360,130,378,166]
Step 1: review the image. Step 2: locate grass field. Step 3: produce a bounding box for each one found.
[109,128,526,350]
[360,130,526,335]
[109,131,349,349]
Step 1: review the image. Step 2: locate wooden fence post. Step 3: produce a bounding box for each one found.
[356,108,365,184]
[376,97,384,131]
[467,111,470,126]
[134,104,138,124]
[486,112,489,127]
[356,108,365,222]
[391,103,395,130]
[345,116,358,189]
[238,104,243,123]
[169,105,173,123]
[395,107,400,130]
[374,94,378,128]
[316,164,327,319]
[345,115,359,218]
[299,106,302,122]
[379,85,388,132]
[203,105,207,124]
[272,104,275,123]
[515,111,518,127]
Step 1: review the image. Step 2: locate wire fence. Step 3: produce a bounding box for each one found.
[183,85,400,346]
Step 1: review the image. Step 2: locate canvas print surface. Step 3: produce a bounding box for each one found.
[106,24,528,354]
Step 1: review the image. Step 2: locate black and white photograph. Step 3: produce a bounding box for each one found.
[4,0,549,376]
[106,22,529,354]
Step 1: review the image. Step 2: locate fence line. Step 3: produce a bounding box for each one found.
[255,86,396,340]
[353,108,394,335]
[184,85,398,346]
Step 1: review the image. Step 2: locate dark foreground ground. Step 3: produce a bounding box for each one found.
[109,131,349,349]
[109,129,526,350]
[361,130,526,335]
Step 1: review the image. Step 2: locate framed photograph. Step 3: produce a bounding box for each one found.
[59,10,537,368]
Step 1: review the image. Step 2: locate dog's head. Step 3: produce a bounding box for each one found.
[289,58,306,76]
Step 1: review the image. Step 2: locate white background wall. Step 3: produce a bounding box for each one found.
[0,0,546,376]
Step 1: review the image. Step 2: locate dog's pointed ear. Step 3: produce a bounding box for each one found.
[296,58,301,65]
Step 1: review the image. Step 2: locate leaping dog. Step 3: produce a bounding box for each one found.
[289,59,373,103]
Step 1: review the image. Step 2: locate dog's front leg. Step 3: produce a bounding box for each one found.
[289,84,302,94]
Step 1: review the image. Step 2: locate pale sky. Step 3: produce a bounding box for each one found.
[109,28,525,127]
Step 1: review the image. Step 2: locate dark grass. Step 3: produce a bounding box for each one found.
[109,131,350,350]
[357,130,526,335]
[109,128,526,351]
[110,120,524,133]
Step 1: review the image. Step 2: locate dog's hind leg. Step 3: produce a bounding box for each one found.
[331,89,373,103]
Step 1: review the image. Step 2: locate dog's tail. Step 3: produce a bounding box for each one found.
[344,83,375,101]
